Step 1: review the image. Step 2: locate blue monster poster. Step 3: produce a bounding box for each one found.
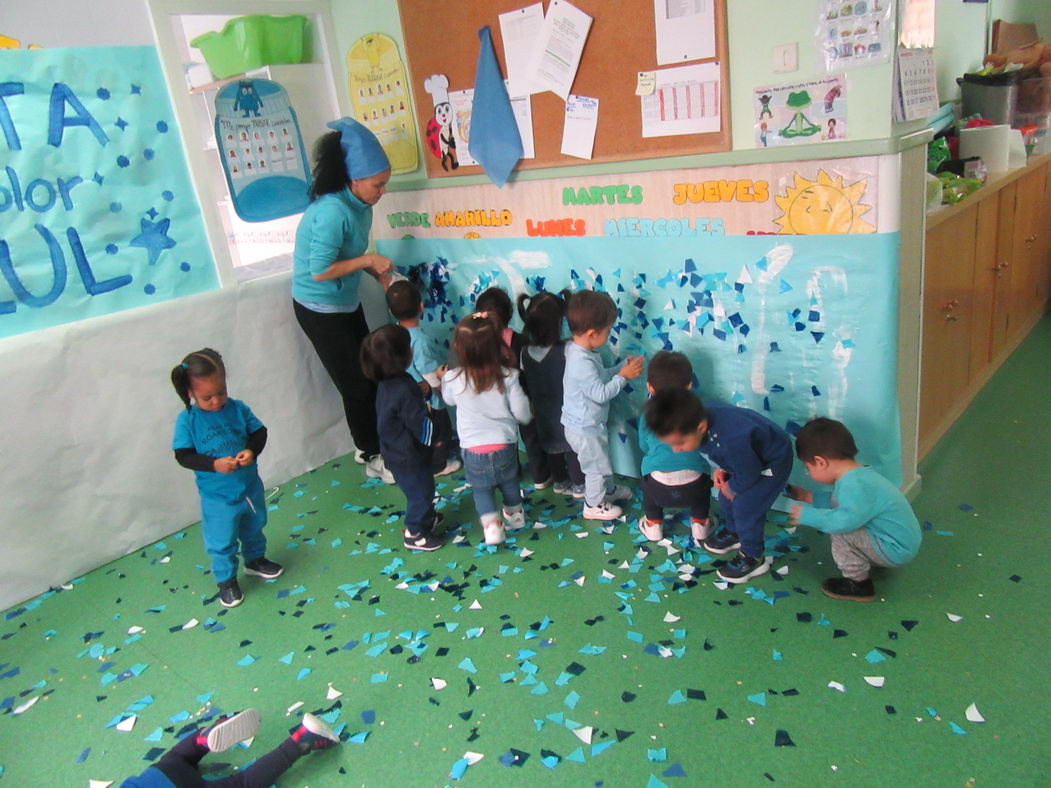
[213,78,310,222]
[0,46,218,339]
[378,234,903,485]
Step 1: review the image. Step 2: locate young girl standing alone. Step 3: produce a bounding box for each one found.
[442,314,532,546]
[171,349,283,608]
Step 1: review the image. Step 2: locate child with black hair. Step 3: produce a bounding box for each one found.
[442,313,532,546]
[786,417,921,601]
[637,351,716,543]
[120,708,339,788]
[476,286,550,489]
[360,325,444,552]
[645,388,792,584]
[386,279,460,477]
[561,290,644,521]
[171,349,282,608]
[516,290,585,497]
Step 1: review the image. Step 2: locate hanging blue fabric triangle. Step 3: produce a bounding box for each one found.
[468,26,523,188]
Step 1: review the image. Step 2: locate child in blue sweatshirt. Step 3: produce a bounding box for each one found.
[645,388,793,584]
[787,418,922,601]
[637,351,715,543]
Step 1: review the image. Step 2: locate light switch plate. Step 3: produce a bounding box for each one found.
[773,43,798,74]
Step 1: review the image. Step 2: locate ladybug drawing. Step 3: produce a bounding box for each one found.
[423,74,458,171]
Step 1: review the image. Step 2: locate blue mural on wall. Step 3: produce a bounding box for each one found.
[378,234,902,485]
[0,46,218,339]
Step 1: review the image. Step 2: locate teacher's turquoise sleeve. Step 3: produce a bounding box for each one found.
[306,201,351,277]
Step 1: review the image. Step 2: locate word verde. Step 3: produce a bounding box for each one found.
[672,180,769,204]
[563,184,643,205]
[526,218,586,237]
[604,217,725,237]
[387,211,431,228]
[0,81,132,313]
[434,209,512,228]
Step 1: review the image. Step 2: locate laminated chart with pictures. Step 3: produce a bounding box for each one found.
[641,62,721,138]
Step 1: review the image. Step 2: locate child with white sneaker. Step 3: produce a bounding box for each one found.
[636,351,716,543]
[442,312,532,545]
[120,707,339,787]
[786,417,922,601]
[386,279,460,477]
[645,388,793,584]
[560,290,644,521]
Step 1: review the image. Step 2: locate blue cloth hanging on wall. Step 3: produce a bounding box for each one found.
[468,26,523,188]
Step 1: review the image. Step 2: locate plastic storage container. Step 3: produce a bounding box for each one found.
[958,71,1021,125]
[191,15,308,80]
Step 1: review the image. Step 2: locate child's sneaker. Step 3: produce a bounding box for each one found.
[716,552,769,584]
[365,455,395,484]
[703,529,741,555]
[354,449,367,464]
[605,484,632,503]
[199,708,261,752]
[503,507,527,531]
[483,519,506,545]
[290,712,340,752]
[533,476,554,491]
[217,578,243,608]
[403,530,444,551]
[638,516,663,542]
[690,514,717,543]
[436,459,462,476]
[569,484,586,499]
[821,576,876,602]
[583,501,622,521]
[552,479,572,495]
[244,557,284,579]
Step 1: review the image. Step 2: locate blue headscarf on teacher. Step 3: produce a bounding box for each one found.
[326,117,390,180]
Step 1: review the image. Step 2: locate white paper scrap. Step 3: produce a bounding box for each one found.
[965,703,985,723]
[326,685,343,700]
[663,612,681,623]
[573,725,594,744]
[469,599,483,610]
[946,613,963,622]
[432,677,448,690]
[827,681,847,693]
[116,714,137,732]
[863,676,885,688]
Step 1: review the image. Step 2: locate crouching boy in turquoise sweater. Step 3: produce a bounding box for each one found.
[787,418,922,602]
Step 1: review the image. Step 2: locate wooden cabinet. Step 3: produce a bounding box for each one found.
[920,155,1051,458]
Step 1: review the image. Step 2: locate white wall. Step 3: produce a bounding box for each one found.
[1,0,155,46]
[0,275,355,611]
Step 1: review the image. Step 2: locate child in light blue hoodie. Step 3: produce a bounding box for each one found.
[560,290,644,521]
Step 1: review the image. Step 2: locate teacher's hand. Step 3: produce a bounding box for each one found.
[367,254,393,277]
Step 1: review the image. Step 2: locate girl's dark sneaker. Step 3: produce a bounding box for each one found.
[403,530,444,551]
[291,712,340,752]
[244,557,284,579]
[198,709,261,752]
[217,578,243,608]
[821,576,876,602]
[716,551,769,584]
[703,529,741,555]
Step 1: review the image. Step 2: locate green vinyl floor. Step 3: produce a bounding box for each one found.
[3,319,1050,787]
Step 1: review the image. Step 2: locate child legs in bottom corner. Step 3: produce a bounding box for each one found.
[640,473,714,541]
[709,464,790,583]
[823,529,888,600]
[564,428,630,519]
[548,449,584,494]
[462,445,525,545]
[390,465,443,551]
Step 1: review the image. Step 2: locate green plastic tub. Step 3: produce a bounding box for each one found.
[191,15,308,79]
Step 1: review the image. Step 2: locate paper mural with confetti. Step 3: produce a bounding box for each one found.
[378,234,902,486]
[0,46,217,339]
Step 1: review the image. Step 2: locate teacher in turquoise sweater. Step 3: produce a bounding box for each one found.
[293,117,395,482]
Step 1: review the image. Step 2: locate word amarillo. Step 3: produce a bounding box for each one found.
[604,218,725,237]
[526,218,585,236]
[672,180,769,204]
[562,184,643,205]
[0,81,133,313]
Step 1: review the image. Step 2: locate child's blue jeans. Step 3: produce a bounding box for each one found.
[200,475,267,583]
[462,445,522,518]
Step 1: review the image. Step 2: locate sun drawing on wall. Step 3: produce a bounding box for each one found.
[773,169,875,234]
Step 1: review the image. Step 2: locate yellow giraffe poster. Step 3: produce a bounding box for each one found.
[347,33,418,175]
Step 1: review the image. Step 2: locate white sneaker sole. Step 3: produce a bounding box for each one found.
[717,558,771,584]
[638,521,663,541]
[301,712,339,744]
[583,507,622,521]
[244,564,283,579]
[206,709,261,752]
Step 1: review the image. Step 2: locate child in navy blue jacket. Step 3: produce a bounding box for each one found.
[645,388,793,583]
[361,325,444,552]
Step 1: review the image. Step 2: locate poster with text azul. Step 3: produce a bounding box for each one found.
[0,46,218,339]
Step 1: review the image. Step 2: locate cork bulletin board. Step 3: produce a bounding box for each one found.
[397,0,730,178]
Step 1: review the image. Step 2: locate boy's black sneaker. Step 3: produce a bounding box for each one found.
[404,530,444,551]
[217,578,243,608]
[717,551,769,584]
[244,557,284,579]
[821,576,876,602]
[703,529,741,555]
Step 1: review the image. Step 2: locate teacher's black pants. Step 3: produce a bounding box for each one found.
[293,301,379,459]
